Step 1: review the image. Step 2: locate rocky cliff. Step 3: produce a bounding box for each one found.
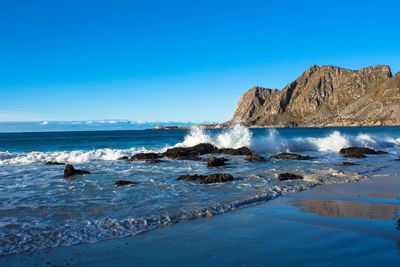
[228,65,400,127]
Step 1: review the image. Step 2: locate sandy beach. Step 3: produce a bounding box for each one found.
[1,167,399,267]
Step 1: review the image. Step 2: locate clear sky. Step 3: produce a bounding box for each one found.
[1,0,399,122]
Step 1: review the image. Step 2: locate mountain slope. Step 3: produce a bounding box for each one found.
[229,65,400,127]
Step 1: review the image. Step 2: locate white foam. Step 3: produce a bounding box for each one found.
[179,124,252,149]
[2,126,399,166]
[309,130,350,152]
[249,129,350,153]
[385,137,400,146]
[179,125,400,153]
[180,126,213,147]
[0,147,166,165]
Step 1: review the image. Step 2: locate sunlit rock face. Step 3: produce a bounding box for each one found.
[229,65,400,127]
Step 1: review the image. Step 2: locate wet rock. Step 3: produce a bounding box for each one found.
[177,173,234,184]
[163,147,202,160]
[174,155,202,161]
[207,157,226,167]
[339,147,388,155]
[163,143,253,160]
[217,147,253,156]
[114,180,139,187]
[130,153,162,162]
[245,155,265,162]
[272,152,313,160]
[177,174,206,182]
[163,147,195,159]
[190,143,219,154]
[342,162,358,166]
[163,143,218,160]
[396,218,400,231]
[117,156,129,160]
[45,161,65,165]
[203,173,234,184]
[278,173,303,181]
[343,153,367,159]
[64,164,91,178]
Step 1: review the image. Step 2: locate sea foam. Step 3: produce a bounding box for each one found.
[179,123,252,149]
[178,125,399,153]
[0,147,165,165]
[1,125,399,165]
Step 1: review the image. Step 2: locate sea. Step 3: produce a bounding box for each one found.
[0,125,399,255]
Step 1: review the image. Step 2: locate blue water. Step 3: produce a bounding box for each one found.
[0,126,399,255]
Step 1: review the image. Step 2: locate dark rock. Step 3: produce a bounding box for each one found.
[130,153,162,161]
[148,159,163,163]
[339,147,388,155]
[245,155,265,162]
[114,180,139,187]
[163,143,253,160]
[117,156,129,160]
[272,152,313,160]
[217,147,253,156]
[163,147,194,159]
[163,143,218,160]
[278,173,303,181]
[342,162,358,166]
[64,164,91,178]
[190,143,219,154]
[177,174,206,182]
[203,173,234,184]
[177,173,234,184]
[173,155,202,161]
[45,161,65,165]
[396,218,400,231]
[207,157,226,167]
[394,157,400,162]
[343,153,367,158]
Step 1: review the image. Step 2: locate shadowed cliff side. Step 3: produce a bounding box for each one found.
[226,65,400,127]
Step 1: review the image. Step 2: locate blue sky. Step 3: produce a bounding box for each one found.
[1,0,400,123]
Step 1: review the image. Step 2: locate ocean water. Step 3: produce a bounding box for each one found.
[0,125,399,255]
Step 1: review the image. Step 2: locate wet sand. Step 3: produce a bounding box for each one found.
[1,171,399,267]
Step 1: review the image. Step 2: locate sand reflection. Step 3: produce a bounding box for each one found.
[292,199,399,220]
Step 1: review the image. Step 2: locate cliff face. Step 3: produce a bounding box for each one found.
[230,65,400,127]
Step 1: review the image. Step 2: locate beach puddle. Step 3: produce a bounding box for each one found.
[291,199,400,220]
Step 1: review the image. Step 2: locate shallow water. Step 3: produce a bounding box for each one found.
[0,126,399,255]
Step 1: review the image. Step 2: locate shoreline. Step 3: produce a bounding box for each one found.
[2,124,400,134]
[1,168,399,266]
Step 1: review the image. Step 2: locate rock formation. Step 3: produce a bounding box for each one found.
[114,180,139,187]
[177,173,234,184]
[277,173,303,181]
[228,65,400,127]
[64,164,91,178]
[244,155,265,162]
[272,152,313,160]
[207,157,226,167]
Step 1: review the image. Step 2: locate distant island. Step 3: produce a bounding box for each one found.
[151,126,189,130]
[220,65,400,128]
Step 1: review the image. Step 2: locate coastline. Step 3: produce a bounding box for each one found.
[1,168,399,266]
[150,124,400,131]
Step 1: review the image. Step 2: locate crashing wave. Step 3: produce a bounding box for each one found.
[1,125,399,166]
[178,123,252,149]
[0,147,167,165]
[179,125,399,153]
